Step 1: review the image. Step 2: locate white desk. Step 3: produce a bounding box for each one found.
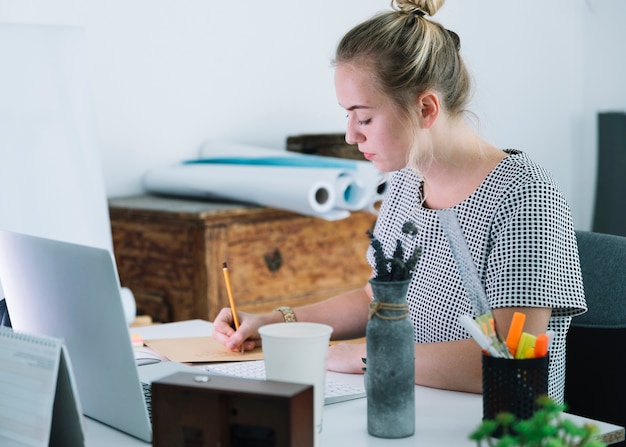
[83,320,625,446]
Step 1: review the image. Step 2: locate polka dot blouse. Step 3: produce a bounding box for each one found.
[368,150,587,403]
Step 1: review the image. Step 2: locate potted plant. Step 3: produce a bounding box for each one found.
[470,395,606,447]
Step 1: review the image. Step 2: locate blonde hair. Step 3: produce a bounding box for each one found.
[334,0,472,172]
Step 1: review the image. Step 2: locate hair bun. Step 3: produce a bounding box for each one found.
[392,0,445,17]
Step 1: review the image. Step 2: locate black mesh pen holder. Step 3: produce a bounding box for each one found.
[482,353,549,434]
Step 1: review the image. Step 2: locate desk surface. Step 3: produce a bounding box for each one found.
[83,320,625,446]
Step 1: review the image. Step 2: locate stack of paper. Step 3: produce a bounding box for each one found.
[142,141,386,220]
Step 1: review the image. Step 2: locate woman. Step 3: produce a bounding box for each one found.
[212,0,586,403]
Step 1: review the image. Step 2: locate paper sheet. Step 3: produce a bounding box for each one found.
[142,140,387,221]
[144,336,263,363]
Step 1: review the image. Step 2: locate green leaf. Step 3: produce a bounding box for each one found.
[469,419,499,440]
[468,396,606,447]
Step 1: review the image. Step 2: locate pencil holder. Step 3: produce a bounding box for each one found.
[482,354,549,429]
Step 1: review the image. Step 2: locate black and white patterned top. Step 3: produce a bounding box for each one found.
[367,150,587,403]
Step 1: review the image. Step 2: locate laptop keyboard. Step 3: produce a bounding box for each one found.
[140,361,365,423]
[141,382,152,421]
[205,360,366,405]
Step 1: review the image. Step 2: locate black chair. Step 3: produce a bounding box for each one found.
[565,230,626,445]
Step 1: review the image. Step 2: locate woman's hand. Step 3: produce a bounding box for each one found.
[211,307,280,352]
[326,342,367,375]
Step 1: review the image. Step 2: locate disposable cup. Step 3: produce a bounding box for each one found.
[259,322,333,440]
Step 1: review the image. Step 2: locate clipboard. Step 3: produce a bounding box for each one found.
[0,326,85,446]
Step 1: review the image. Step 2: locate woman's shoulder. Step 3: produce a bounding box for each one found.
[462,150,572,223]
[498,149,556,185]
[482,149,567,204]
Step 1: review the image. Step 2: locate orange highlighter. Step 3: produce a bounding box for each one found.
[505,311,526,356]
[534,333,549,358]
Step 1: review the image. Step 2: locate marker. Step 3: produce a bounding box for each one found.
[534,333,549,358]
[459,315,503,358]
[506,312,526,356]
[476,314,493,336]
[515,332,536,359]
[546,330,555,350]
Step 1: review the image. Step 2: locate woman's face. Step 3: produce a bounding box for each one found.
[334,63,412,173]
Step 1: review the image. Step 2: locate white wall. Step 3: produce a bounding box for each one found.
[437,1,585,226]
[580,0,626,230]
[1,0,624,230]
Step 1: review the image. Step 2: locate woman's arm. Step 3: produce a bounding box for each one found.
[327,306,552,394]
[327,337,484,393]
[212,284,373,352]
[293,285,373,340]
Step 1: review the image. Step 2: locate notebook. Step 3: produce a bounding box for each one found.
[0,229,199,442]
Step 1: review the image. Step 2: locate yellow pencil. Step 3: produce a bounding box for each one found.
[222,262,244,355]
[222,262,240,329]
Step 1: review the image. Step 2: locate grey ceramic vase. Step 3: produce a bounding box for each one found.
[366,278,415,438]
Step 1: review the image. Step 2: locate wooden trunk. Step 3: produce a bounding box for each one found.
[286,133,362,160]
[109,195,376,323]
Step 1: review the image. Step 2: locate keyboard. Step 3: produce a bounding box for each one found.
[141,382,152,420]
[206,360,366,405]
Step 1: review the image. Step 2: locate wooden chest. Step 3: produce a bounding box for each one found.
[109,195,377,323]
[286,133,361,160]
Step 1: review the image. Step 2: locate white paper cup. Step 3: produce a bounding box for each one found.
[259,322,333,439]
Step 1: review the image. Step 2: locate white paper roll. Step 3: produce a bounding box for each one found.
[142,140,387,220]
[199,140,387,211]
[142,163,352,220]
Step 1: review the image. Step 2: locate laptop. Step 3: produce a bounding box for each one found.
[0,229,198,442]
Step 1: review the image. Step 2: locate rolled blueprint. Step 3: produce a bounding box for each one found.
[143,162,349,220]
[142,140,387,220]
[198,141,386,211]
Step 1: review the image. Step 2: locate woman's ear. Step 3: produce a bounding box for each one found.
[416,91,440,129]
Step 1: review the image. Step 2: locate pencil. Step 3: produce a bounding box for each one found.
[222,262,240,329]
[222,262,244,355]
